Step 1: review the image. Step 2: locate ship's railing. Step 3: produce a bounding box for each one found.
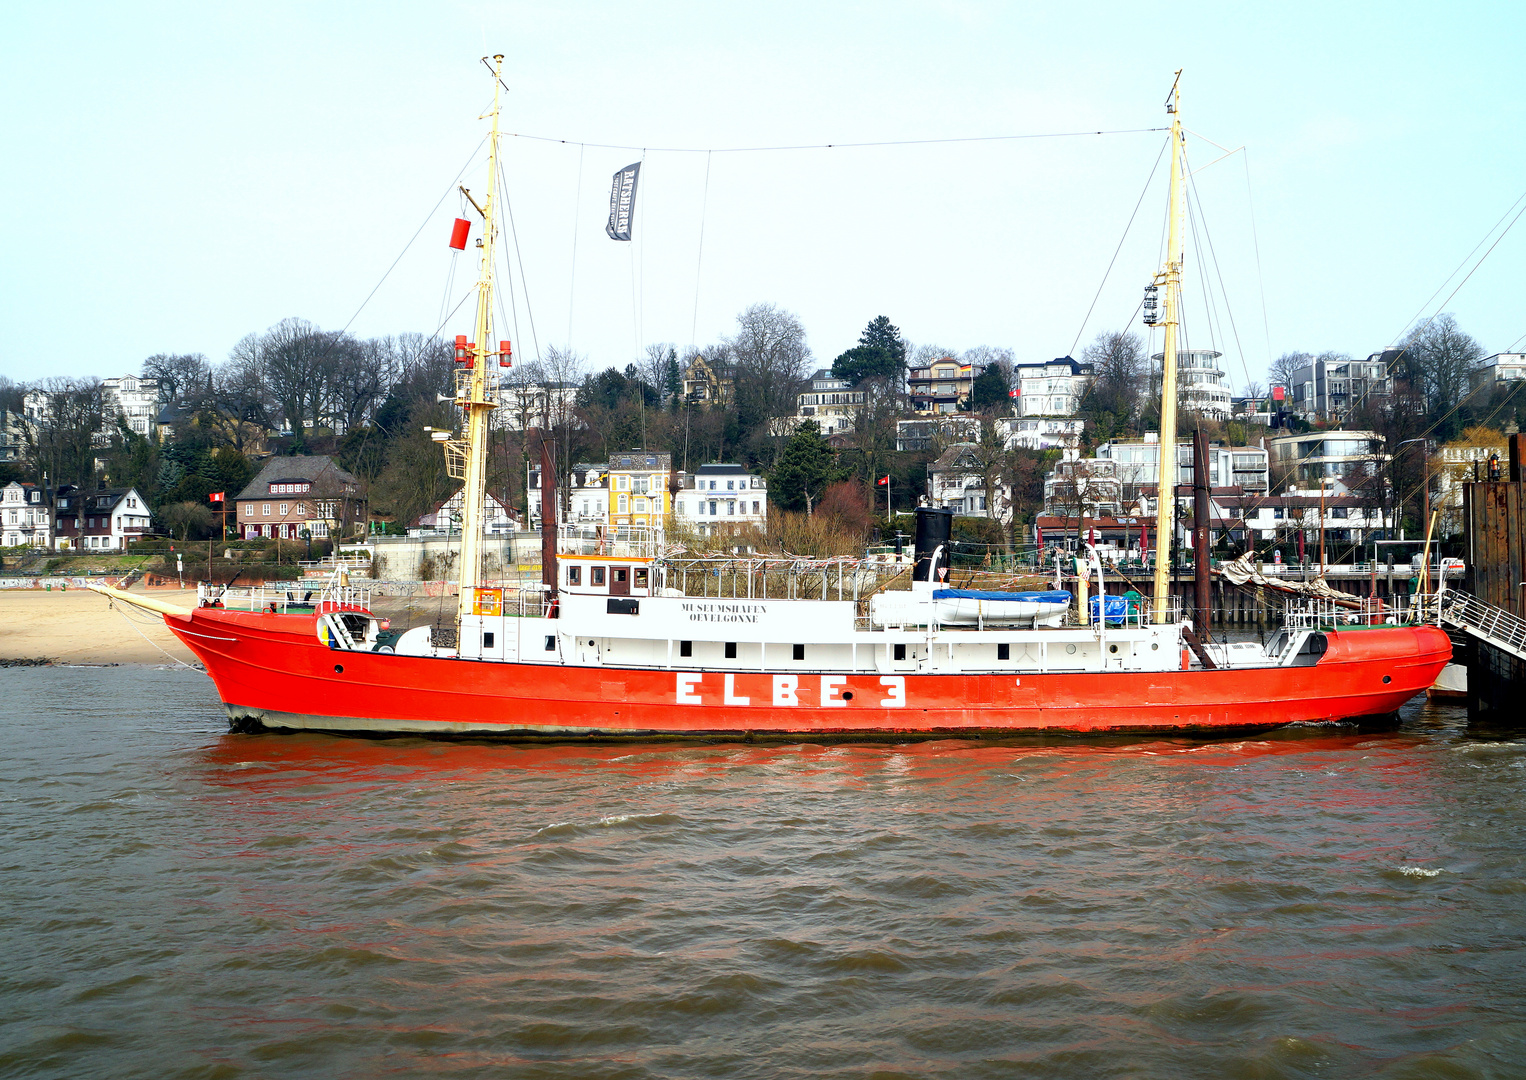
[1282,595,1424,629]
[557,524,662,558]
[198,572,372,613]
[466,583,554,618]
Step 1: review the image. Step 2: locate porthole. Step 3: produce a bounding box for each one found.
[1151,643,1159,651]
[333,664,344,674]
[1066,644,1077,655]
[843,691,854,701]
[1108,644,1119,654]
[1382,675,1392,684]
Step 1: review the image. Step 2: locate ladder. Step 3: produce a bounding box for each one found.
[1435,590,1526,664]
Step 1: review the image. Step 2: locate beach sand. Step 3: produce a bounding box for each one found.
[0,587,200,665]
[0,587,442,666]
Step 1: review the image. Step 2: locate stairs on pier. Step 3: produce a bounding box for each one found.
[1436,591,1526,664]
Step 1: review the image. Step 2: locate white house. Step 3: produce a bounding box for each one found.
[1000,416,1084,452]
[102,374,162,437]
[795,369,864,435]
[928,443,1012,524]
[676,463,768,537]
[1,481,51,548]
[1013,356,1091,417]
[52,486,152,551]
[414,489,517,535]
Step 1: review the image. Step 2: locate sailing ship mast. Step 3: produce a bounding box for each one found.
[1150,71,1185,624]
[446,53,506,632]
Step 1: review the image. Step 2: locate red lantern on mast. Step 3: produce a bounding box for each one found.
[449,218,471,250]
[454,335,475,369]
[499,340,512,368]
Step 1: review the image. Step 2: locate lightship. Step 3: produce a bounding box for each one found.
[95,62,1450,740]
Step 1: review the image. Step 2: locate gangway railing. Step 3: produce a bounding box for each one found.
[1435,591,1526,663]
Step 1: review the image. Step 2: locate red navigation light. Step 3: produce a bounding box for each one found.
[499,340,512,368]
[449,218,471,250]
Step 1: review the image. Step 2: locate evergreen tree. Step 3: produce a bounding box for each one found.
[858,315,906,364]
[969,365,1010,412]
[770,420,843,513]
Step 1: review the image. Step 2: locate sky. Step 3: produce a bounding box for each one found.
[2,1,1524,395]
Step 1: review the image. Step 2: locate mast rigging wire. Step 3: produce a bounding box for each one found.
[1066,137,1169,358]
[498,154,542,362]
[505,127,1167,155]
[341,137,488,337]
[691,150,713,346]
[567,143,584,350]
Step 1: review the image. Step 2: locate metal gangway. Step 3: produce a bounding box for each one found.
[1435,590,1526,663]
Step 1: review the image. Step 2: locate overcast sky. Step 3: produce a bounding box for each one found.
[2,1,1523,393]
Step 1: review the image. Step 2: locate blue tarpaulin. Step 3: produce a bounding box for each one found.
[1088,594,1136,624]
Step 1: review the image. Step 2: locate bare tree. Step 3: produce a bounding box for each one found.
[322,333,389,433]
[1079,330,1145,436]
[26,377,107,491]
[1269,351,1311,394]
[729,303,812,456]
[1400,313,1485,419]
[141,353,211,403]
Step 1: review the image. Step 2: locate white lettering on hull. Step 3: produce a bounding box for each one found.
[672,672,910,708]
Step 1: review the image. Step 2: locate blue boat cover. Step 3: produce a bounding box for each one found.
[933,589,1072,603]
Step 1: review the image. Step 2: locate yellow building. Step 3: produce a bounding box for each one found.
[608,451,674,528]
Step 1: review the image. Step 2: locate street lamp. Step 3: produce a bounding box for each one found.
[300,528,312,561]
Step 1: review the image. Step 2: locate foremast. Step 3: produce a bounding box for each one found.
[446,54,507,633]
[1150,71,1185,625]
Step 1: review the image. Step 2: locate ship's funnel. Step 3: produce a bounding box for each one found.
[912,507,954,583]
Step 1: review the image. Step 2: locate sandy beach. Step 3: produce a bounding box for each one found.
[0,587,201,666]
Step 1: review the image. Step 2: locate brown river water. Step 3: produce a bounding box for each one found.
[2,665,1524,1079]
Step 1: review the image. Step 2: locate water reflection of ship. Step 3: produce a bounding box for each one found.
[94,65,1449,741]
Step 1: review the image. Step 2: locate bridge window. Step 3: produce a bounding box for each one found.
[724,642,737,659]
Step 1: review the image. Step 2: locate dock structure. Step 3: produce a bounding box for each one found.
[1460,432,1526,725]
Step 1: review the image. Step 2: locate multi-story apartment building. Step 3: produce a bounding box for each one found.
[1071,434,1268,510]
[1268,431,1387,493]
[1467,353,1526,397]
[795,369,864,435]
[1153,350,1231,419]
[1000,416,1085,452]
[102,374,162,437]
[908,358,978,414]
[895,416,981,452]
[21,373,163,442]
[1,481,51,548]
[498,380,579,431]
[1013,356,1090,416]
[1287,353,1394,422]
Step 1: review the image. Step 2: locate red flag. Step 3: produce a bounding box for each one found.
[876,476,890,486]
[1009,387,1019,398]
[209,492,225,503]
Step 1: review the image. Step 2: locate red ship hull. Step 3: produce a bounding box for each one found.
[164,609,1452,739]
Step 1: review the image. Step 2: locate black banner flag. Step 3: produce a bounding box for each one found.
[605,161,640,241]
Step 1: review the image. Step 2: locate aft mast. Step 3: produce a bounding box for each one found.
[1150,71,1185,625]
[447,53,507,633]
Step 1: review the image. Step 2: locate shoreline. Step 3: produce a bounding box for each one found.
[0,587,201,666]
